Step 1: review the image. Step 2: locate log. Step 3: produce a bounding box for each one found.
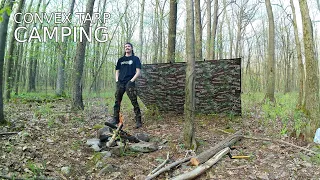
[170,147,230,180]
[189,130,242,166]
[145,157,192,180]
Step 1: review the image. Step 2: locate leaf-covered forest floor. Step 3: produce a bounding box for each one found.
[1,92,320,179]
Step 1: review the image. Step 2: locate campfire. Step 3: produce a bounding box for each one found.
[86,113,158,155]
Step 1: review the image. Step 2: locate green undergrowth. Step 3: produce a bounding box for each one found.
[11,92,67,104]
[242,92,310,139]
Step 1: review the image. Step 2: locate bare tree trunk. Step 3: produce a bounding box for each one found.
[205,0,211,60]
[184,0,197,150]
[227,7,233,58]
[4,0,25,101]
[264,0,275,102]
[167,0,177,62]
[284,28,290,94]
[299,0,320,135]
[152,1,159,63]
[158,1,166,63]
[235,6,243,58]
[210,0,218,60]
[290,0,305,108]
[194,0,202,61]
[14,43,23,95]
[27,0,42,92]
[139,0,145,59]
[0,0,14,124]
[72,0,96,110]
[56,0,76,97]
[14,0,33,95]
[218,10,225,59]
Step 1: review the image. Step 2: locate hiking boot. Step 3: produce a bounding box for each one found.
[135,119,142,129]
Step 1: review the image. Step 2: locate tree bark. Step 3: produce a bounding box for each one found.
[235,5,243,58]
[152,1,159,63]
[210,0,218,60]
[205,0,211,60]
[5,0,25,101]
[184,0,197,150]
[56,0,76,97]
[167,0,177,62]
[71,0,96,110]
[194,0,202,61]
[0,0,14,124]
[299,0,320,134]
[158,0,166,63]
[139,0,145,59]
[264,0,275,102]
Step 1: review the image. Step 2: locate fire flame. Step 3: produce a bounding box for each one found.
[119,113,124,125]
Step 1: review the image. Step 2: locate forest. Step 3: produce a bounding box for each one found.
[0,0,320,179]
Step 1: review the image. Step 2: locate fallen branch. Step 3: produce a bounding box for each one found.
[149,152,170,176]
[0,132,18,136]
[215,128,317,155]
[0,175,55,180]
[145,157,192,180]
[190,131,243,166]
[170,147,230,180]
[106,123,123,147]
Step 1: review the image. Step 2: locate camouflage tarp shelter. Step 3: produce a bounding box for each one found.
[136,58,241,115]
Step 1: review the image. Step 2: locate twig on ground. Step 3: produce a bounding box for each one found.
[215,128,318,155]
[226,165,248,170]
[0,132,18,136]
[145,157,192,180]
[149,152,170,176]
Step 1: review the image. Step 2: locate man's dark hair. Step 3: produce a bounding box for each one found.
[123,42,135,56]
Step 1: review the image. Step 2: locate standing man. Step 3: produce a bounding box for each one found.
[109,42,142,128]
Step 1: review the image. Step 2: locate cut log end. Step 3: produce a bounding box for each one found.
[190,157,200,166]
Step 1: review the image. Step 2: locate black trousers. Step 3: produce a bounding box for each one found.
[113,81,141,122]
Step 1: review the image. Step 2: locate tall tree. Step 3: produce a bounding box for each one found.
[5,0,25,101]
[184,0,197,150]
[157,0,166,63]
[290,0,305,108]
[14,0,34,95]
[139,0,145,59]
[72,0,96,110]
[152,0,159,63]
[210,0,218,60]
[56,0,76,97]
[205,0,211,60]
[0,0,14,124]
[299,0,320,133]
[194,0,202,61]
[27,0,42,92]
[167,0,178,62]
[264,0,275,102]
